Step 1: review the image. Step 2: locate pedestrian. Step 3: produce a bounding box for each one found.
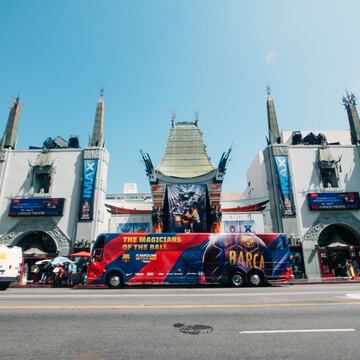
[81,262,88,284]
[67,262,77,287]
[52,265,61,285]
[352,259,360,275]
[346,260,355,280]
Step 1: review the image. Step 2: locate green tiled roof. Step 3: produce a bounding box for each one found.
[157,121,215,178]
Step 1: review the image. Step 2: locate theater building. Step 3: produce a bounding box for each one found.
[106,185,267,235]
[245,91,360,279]
[106,115,268,234]
[0,94,109,269]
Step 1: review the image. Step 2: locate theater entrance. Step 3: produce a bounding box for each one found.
[14,231,58,283]
[317,224,360,278]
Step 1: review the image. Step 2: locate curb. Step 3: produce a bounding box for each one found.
[10,279,360,288]
[289,278,360,285]
[9,284,106,289]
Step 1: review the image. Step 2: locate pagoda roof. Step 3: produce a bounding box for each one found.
[104,199,268,215]
[157,121,215,178]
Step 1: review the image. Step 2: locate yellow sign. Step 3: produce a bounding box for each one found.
[229,250,264,269]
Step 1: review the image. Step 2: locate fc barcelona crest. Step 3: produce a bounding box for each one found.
[243,235,255,250]
[122,254,130,262]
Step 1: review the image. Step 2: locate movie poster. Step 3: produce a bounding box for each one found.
[78,159,98,221]
[274,156,295,216]
[223,220,255,233]
[117,223,150,233]
[167,184,207,233]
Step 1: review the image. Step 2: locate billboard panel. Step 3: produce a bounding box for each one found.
[223,220,255,233]
[274,156,295,216]
[78,159,98,221]
[9,198,65,217]
[167,184,207,233]
[308,192,360,210]
[117,223,150,233]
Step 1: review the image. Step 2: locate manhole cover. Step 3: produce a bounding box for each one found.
[174,323,214,335]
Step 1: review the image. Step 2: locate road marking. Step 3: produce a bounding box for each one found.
[346,293,360,300]
[2,290,360,299]
[239,329,356,334]
[1,301,360,309]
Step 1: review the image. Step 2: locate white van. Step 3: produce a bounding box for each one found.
[0,245,23,290]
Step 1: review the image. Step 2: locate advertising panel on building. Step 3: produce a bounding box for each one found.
[78,159,98,221]
[117,223,150,233]
[274,155,295,216]
[167,184,207,232]
[9,198,65,217]
[223,220,255,233]
[307,192,360,210]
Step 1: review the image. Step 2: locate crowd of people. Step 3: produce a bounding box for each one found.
[32,258,88,287]
[331,258,359,278]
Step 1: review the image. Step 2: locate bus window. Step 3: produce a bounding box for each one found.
[91,235,105,262]
[94,235,105,250]
[93,249,103,262]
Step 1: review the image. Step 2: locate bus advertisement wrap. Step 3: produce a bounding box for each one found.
[78,159,98,221]
[167,184,207,233]
[88,232,292,287]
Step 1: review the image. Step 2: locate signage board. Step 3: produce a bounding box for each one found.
[78,159,98,221]
[117,223,150,233]
[274,156,295,216]
[9,198,65,217]
[307,192,360,210]
[223,220,255,233]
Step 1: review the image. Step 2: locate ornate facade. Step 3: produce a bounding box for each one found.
[245,91,360,279]
[141,116,231,233]
[0,93,109,260]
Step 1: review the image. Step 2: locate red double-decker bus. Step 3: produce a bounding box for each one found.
[87,232,292,288]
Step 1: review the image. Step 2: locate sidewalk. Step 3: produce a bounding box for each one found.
[289,277,360,285]
[9,283,106,289]
[10,277,360,288]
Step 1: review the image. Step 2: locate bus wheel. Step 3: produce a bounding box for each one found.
[248,271,264,287]
[106,272,124,289]
[230,271,245,287]
[0,282,10,291]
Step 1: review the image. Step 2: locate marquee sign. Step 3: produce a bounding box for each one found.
[78,159,98,221]
[307,192,360,210]
[9,198,65,217]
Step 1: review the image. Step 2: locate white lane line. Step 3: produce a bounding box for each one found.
[240,329,356,334]
[2,290,360,299]
[345,293,360,300]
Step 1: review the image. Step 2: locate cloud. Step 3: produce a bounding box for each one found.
[265,51,279,64]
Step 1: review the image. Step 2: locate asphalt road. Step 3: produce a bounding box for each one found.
[1,283,360,360]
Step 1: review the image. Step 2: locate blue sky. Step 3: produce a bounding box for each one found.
[1,0,360,194]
